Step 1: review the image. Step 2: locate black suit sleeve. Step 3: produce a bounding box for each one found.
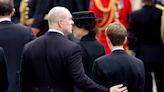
[91,60,106,85]
[20,45,32,92]
[67,45,108,92]
[137,61,145,92]
[127,13,138,50]
[31,0,50,28]
[28,0,36,18]
[0,47,8,92]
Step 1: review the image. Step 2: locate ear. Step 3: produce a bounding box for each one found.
[58,19,63,28]
[10,8,15,17]
[123,36,127,45]
[106,36,112,48]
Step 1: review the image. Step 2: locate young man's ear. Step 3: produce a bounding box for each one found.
[10,8,15,17]
[106,37,112,48]
[123,36,127,45]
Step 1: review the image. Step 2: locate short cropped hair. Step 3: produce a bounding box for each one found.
[105,22,127,46]
[0,0,14,16]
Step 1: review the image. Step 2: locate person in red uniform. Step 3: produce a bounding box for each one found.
[89,0,132,54]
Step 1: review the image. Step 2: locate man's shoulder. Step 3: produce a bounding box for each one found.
[131,56,143,64]
[95,54,109,64]
[62,37,79,47]
[14,23,31,31]
[129,9,142,18]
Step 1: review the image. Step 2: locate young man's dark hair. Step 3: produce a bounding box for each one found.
[105,22,127,46]
[0,0,14,16]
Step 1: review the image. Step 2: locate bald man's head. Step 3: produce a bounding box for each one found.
[48,6,70,26]
[47,6,74,35]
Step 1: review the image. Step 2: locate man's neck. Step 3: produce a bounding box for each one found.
[111,46,124,52]
[0,16,11,22]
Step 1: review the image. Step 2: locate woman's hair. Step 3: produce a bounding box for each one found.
[74,19,97,36]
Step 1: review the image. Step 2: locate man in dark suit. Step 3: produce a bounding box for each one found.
[0,0,35,92]
[0,47,8,92]
[128,0,164,92]
[91,22,145,92]
[20,6,128,92]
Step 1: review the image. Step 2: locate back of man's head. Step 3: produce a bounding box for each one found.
[0,0,13,16]
[48,6,70,27]
[105,22,127,46]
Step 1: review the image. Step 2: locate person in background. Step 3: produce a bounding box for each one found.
[0,47,8,92]
[128,0,164,92]
[130,0,142,10]
[91,22,145,92]
[72,11,105,77]
[20,6,128,92]
[0,0,35,92]
[89,0,132,54]
[12,0,21,23]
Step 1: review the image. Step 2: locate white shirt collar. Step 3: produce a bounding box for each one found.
[48,29,64,35]
[0,18,11,22]
[112,47,124,52]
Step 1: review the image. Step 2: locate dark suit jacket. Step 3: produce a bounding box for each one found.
[78,34,105,77]
[92,50,145,92]
[0,47,8,92]
[20,32,108,92]
[0,21,35,92]
[128,5,164,63]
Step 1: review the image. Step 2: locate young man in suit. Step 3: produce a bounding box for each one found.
[20,6,127,92]
[0,0,35,92]
[128,0,164,92]
[91,22,145,92]
[0,47,8,92]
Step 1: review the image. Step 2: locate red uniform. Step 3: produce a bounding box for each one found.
[89,0,132,54]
